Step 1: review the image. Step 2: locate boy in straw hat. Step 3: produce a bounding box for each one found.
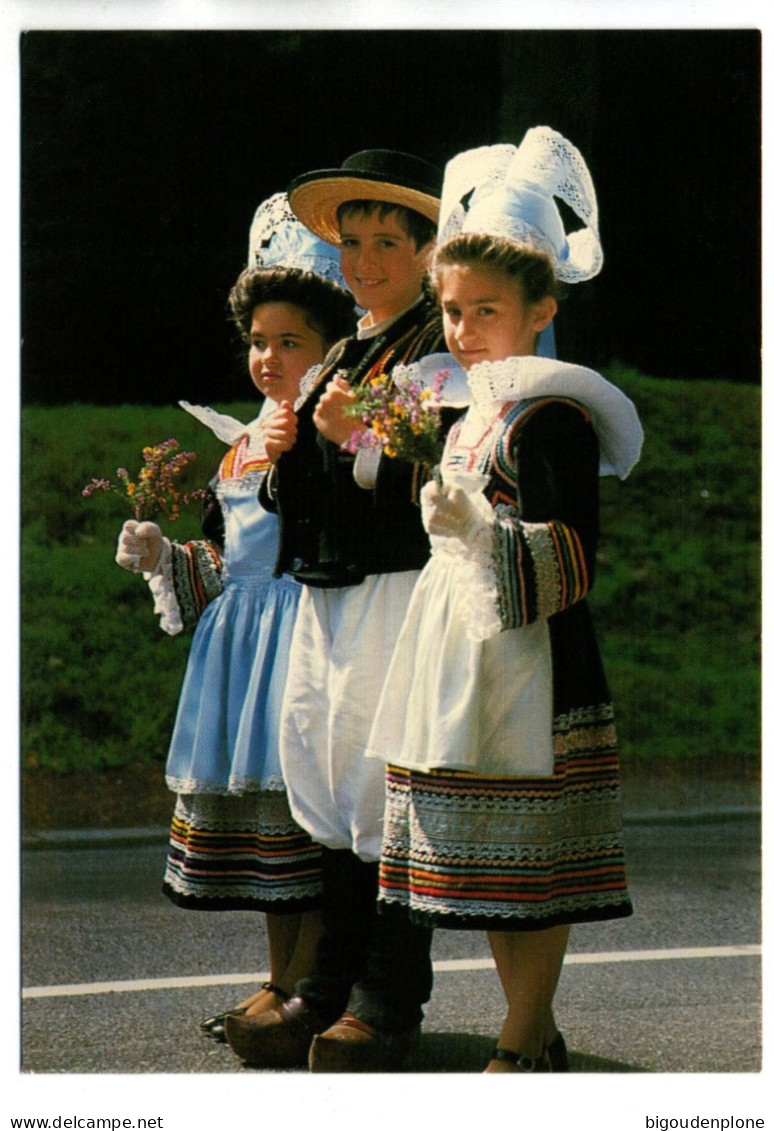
[225,149,449,1073]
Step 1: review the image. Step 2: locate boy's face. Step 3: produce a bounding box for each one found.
[338,209,432,324]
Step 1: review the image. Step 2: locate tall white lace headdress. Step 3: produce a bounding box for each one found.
[438,127,603,284]
[247,192,349,290]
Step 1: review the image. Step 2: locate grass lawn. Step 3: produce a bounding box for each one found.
[20,371,760,782]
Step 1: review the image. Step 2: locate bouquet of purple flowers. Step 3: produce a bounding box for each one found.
[342,367,450,471]
[83,438,208,522]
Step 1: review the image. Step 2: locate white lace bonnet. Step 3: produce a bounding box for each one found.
[247,192,349,291]
[438,127,603,284]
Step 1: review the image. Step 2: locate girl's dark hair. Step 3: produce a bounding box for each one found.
[228,266,357,349]
[432,233,565,304]
[336,199,437,251]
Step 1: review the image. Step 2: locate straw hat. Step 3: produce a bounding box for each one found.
[287,149,443,246]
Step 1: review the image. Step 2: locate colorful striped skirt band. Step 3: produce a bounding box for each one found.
[162,790,323,912]
[378,745,633,931]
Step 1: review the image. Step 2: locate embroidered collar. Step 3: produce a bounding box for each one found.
[462,356,643,479]
[392,353,643,480]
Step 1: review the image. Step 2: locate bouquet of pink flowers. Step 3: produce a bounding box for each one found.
[83,438,208,522]
[342,368,450,470]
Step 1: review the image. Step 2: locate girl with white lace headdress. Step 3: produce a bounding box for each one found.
[114,193,356,1042]
[365,128,644,1072]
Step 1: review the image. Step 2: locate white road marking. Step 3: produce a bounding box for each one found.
[22,944,760,1000]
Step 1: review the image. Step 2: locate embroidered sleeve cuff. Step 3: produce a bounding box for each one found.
[493,517,590,629]
[169,539,224,631]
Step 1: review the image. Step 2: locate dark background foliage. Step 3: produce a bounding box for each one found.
[21,29,760,406]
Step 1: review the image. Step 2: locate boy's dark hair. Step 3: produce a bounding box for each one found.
[228,266,357,349]
[336,199,437,251]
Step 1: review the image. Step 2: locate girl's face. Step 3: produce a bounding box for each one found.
[439,264,556,370]
[248,302,327,404]
[338,210,432,325]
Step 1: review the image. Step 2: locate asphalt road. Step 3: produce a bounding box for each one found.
[19,817,761,1079]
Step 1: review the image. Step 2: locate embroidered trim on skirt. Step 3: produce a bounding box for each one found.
[162,791,323,912]
[378,716,633,931]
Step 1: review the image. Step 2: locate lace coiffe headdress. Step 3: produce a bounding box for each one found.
[247,192,349,290]
[438,127,603,284]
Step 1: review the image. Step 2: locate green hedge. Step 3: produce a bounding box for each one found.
[594,365,759,768]
[21,374,760,775]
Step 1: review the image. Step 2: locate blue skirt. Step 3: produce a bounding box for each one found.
[165,572,301,793]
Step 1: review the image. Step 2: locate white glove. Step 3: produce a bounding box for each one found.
[420,480,494,545]
[115,520,163,574]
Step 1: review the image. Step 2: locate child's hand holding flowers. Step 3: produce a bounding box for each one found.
[264,402,300,465]
[314,373,367,448]
[342,367,450,471]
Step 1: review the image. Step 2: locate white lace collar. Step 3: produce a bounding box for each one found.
[180,363,326,439]
[178,396,274,447]
[464,356,643,479]
[295,364,324,407]
[389,352,643,479]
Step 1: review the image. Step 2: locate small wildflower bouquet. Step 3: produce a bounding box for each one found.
[82,438,208,523]
[342,367,451,471]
